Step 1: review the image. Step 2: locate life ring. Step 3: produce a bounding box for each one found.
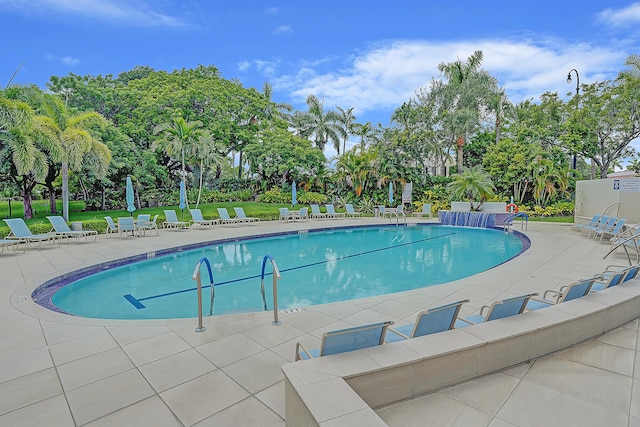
[506,203,519,213]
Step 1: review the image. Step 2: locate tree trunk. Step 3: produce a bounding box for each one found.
[456,135,465,174]
[22,190,33,219]
[62,161,69,221]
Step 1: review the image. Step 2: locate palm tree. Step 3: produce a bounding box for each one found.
[187,130,224,208]
[447,165,496,210]
[154,117,203,177]
[335,106,356,155]
[38,94,111,220]
[303,94,346,153]
[0,92,63,218]
[352,122,381,153]
[262,82,292,123]
[438,50,499,173]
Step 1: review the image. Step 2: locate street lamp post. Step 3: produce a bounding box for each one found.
[567,69,580,170]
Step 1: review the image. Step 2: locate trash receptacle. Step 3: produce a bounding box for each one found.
[374,208,379,218]
[71,221,83,231]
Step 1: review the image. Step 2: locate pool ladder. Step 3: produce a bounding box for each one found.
[192,255,282,332]
[261,255,282,326]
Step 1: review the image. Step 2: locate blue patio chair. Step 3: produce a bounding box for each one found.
[603,263,640,283]
[3,218,60,248]
[163,210,190,229]
[138,214,160,236]
[278,207,291,221]
[47,216,97,243]
[310,204,326,219]
[590,268,628,292]
[0,239,26,254]
[104,216,118,238]
[595,218,627,243]
[574,214,601,234]
[117,216,137,238]
[325,204,345,218]
[297,207,309,221]
[345,203,362,217]
[587,216,616,238]
[455,293,538,327]
[526,278,595,311]
[295,320,393,361]
[412,203,433,219]
[234,207,260,223]
[386,299,469,343]
[217,207,239,225]
[190,209,218,228]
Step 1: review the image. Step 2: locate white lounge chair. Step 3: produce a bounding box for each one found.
[163,210,190,229]
[138,214,160,235]
[325,204,345,218]
[310,204,326,219]
[47,216,98,243]
[104,216,118,238]
[190,209,218,228]
[217,208,240,225]
[0,239,26,254]
[234,207,259,223]
[345,204,362,217]
[3,218,61,248]
[412,203,432,218]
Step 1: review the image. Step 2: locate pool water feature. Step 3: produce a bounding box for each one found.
[37,225,527,319]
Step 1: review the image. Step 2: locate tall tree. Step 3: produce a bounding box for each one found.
[436,50,500,173]
[302,94,346,153]
[335,106,356,155]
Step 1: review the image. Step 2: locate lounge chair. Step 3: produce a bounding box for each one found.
[163,210,190,229]
[217,208,239,225]
[378,205,394,218]
[190,209,218,228]
[574,214,601,234]
[386,299,469,343]
[590,268,627,292]
[345,203,362,217]
[104,216,118,238]
[325,204,345,218]
[593,218,626,242]
[3,218,60,248]
[295,320,393,361]
[0,239,26,254]
[234,207,260,223]
[138,214,159,236]
[47,216,97,243]
[310,204,326,219]
[586,216,616,238]
[279,207,291,221]
[297,207,309,221]
[600,263,640,284]
[117,216,137,238]
[610,226,640,263]
[455,293,537,327]
[526,278,595,311]
[412,203,433,219]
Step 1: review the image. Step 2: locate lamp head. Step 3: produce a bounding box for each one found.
[566,73,572,84]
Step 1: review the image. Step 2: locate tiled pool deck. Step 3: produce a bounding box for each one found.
[0,218,638,426]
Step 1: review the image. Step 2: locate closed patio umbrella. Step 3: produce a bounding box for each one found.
[179,180,187,220]
[126,176,136,216]
[292,181,297,207]
[389,181,394,205]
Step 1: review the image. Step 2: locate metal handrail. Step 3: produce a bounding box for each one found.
[504,212,528,232]
[261,255,282,326]
[603,233,640,265]
[192,257,215,332]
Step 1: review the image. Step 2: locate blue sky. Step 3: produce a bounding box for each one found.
[2,0,640,159]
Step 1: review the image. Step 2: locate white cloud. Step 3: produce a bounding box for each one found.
[237,59,279,77]
[273,25,292,35]
[598,2,640,27]
[265,7,278,15]
[270,38,628,123]
[45,53,80,66]
[0,0,187,27]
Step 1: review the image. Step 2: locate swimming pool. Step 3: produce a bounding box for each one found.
[35,224,527,319]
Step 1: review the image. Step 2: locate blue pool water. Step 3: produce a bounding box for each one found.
[40,225,527,319]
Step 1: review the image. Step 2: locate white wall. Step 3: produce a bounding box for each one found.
[575,178,640,224]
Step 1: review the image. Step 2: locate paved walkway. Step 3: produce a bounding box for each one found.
[0,218,637,426]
